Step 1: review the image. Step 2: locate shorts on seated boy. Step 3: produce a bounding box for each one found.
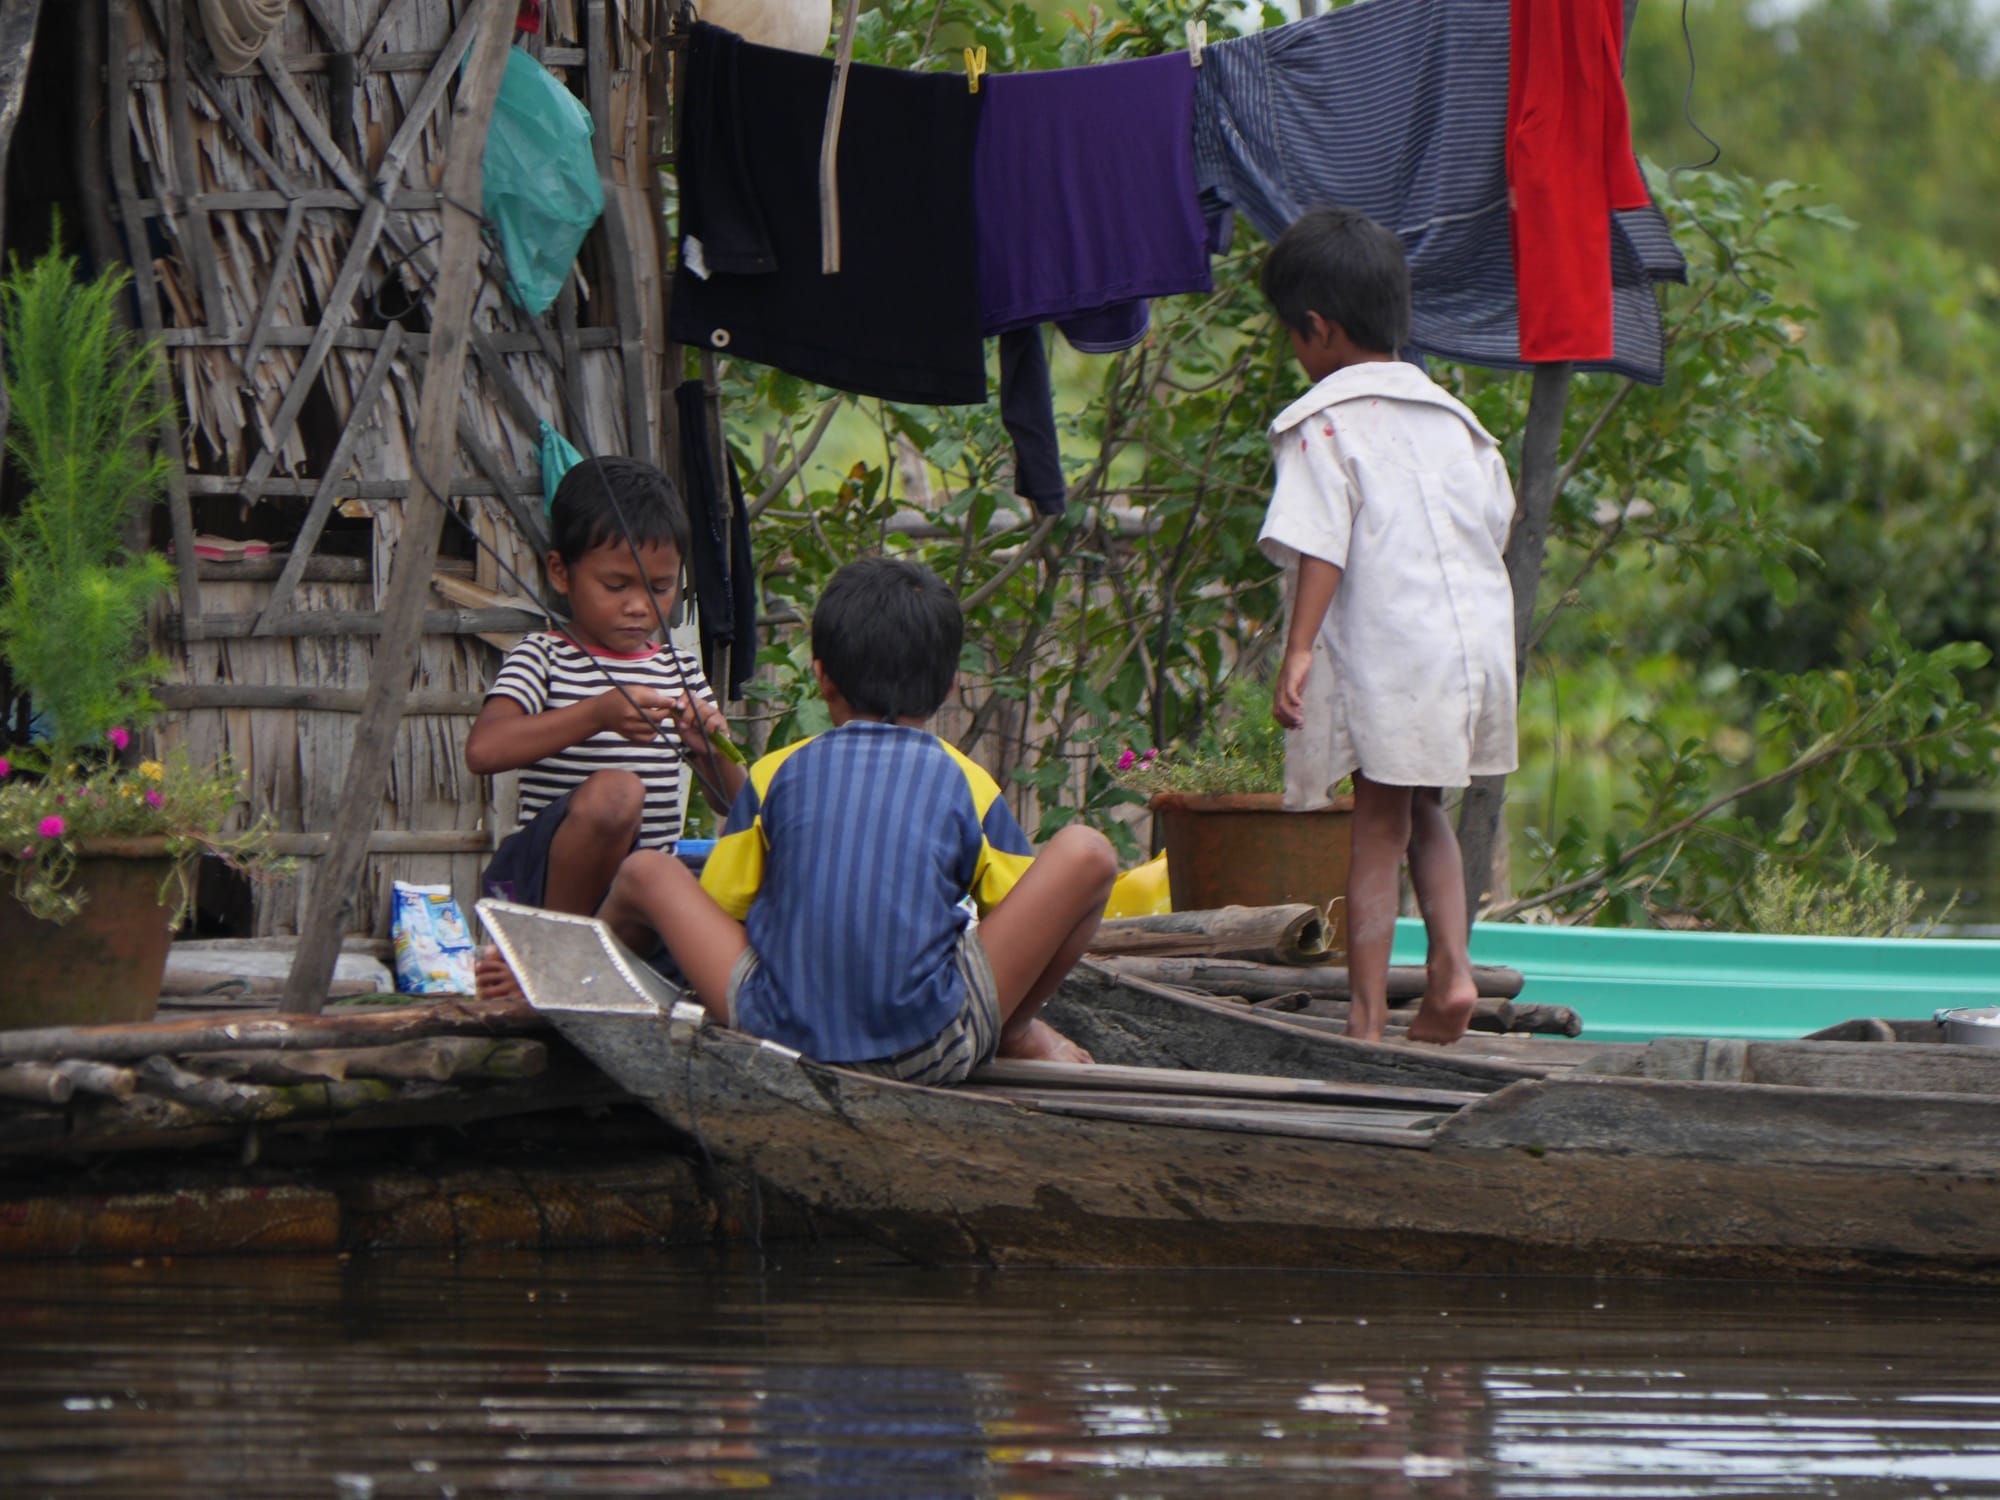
[598,556,1116,1083]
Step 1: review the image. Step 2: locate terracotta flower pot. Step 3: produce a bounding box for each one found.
[0,837,179,1031]
[1149,793,1354,954]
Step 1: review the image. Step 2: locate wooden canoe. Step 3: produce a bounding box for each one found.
[480,900,2000,1286]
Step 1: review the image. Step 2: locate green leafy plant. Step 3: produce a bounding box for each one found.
[0,243,274,923]
[1742,843,1952,940]
[1108,675,1291,797]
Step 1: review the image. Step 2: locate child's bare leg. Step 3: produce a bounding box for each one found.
[544,770,646,913]
[478,772,646,1003]
[595,848,747,1025]
[975,824,1118,1062]
[1403,787,1478,1045]
[1345,773,1414,1043]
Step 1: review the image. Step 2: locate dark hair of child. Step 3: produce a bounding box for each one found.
[812,556,964,720]
[1259,206,1413,356]
[548,456,693,564]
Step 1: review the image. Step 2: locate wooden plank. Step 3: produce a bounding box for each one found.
[193,556,371,582]
[1041,963,1541,1091]
[970,1057,1482,1110]
[126,49,588,80]
[264,830,495,856]
[240,9,487,501]
[165,323,622,351]
[587,0,653,464]
[282,0,517,1016]
[253,322,407,632]
[1434,1073,2000,1171]
[164,0,227,333]
[974,1086,1448,1130]
[1638,1036,2000,1096]
[1101,955,1526,1002]
[996,1096,1439,1146]
[357,0,423,60]
[239,199,305,376]
[106,0,203,634]
[0,996,541,1065]
[157,684,484,713]
[184,474,541,498]
[167,607,543,639]
[1089,905,1333,965]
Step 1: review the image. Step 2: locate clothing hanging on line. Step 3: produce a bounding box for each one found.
[669,21,987,405]
[974,54,1214,340]
[676,380,761,701]
[972,53,1217,513]
[1191,0,1685,383]
[1508,0,1654,362]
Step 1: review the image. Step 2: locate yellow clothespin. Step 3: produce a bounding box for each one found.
[1187,19,1206,66]
[964,45,987,93]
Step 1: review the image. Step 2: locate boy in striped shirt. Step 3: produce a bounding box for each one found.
[468,458,746,998]
[597,557,1116,1084]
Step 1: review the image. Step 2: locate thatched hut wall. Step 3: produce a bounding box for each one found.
[107,0,670,936]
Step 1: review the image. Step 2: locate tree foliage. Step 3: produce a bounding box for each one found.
[704,0,1999,924]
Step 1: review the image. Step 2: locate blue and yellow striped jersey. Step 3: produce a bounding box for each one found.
[700,721,1034,1062]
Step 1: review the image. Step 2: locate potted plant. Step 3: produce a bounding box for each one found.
[1113,678,1354,949]
[0,244,269,1029]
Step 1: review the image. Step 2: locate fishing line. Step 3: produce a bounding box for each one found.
[1661,0,1764,302]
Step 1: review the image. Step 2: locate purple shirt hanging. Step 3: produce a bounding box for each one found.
[974,54,1214,340]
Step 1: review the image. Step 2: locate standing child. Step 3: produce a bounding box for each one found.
[596,556,1117,1083]
[467,457,746,997]
[1258,207,1519,1045]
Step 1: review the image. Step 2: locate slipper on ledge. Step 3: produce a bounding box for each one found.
[190,535,274,562]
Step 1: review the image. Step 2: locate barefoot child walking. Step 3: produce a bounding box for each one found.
[597,556,1116,1082]
[1257,208,1519,1045]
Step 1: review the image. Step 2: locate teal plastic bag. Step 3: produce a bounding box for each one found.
[483,47,605,316]
[538,419,585,515]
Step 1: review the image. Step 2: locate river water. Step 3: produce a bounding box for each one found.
[5,1246,2000,1497]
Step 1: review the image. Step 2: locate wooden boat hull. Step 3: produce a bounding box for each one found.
[482,902,2000,1285]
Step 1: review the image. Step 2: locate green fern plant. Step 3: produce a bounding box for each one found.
[1742,844,1953,939]
[0,242,174,770]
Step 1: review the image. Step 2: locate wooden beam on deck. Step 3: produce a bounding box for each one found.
[281,0,516,1016]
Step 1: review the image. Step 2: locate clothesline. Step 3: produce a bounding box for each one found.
[669,0,1686,517]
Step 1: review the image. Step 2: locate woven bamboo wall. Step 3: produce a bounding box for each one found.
[111,0,669,935]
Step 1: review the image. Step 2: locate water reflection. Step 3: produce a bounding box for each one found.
[4,1249,2000,1496]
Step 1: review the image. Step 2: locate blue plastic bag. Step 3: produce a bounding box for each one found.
[538,419,584,515]
[483,47,604,316]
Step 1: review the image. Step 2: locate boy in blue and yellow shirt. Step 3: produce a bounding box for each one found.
[599,556,1115,1083]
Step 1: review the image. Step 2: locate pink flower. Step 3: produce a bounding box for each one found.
[1116,749,1136,771]
[37,816,64,839]
[145,790,164,809]
[0,757,10,778]
[1141,748,1159,763]
[107,727,131,751]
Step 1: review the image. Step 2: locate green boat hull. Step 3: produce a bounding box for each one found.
[1390,918,2000,1042]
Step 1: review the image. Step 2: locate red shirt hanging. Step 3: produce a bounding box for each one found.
[1508,0,1652,363]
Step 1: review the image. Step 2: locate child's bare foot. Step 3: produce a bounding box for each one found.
[474,945,525,1004]
[999,1018,1093,1064]
[1404,975,1478,1045]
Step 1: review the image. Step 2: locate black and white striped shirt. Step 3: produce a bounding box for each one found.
[487,632,717,849]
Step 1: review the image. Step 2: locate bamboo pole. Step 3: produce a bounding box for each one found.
[280,0,516,1015]
[1099,954,1526,1002]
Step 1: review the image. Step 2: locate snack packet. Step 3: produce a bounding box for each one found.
[391,880,478,996]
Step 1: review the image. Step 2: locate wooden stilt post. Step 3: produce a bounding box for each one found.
[1457,362,1573,923]
[281,0,515,1015]
[0,0,45,446]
